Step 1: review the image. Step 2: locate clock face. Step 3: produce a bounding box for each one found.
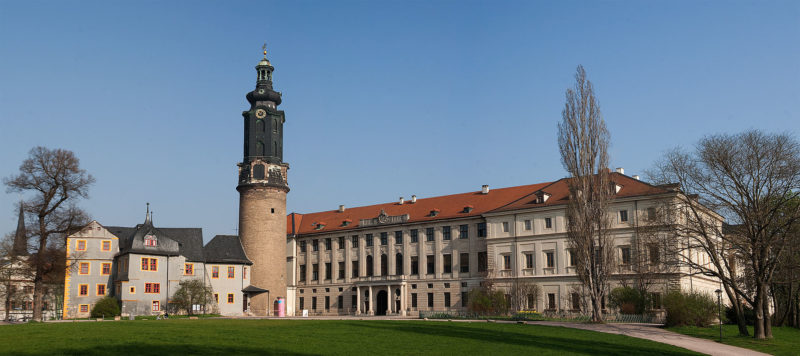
[255,109,267,119]
[258,89,265,94]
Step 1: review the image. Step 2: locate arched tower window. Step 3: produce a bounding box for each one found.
[253,164,265,180]
[273,118,278,133]
[256,141,265,156]
[256,119,265,132]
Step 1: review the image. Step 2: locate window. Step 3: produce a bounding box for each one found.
[228,266,235,279]
[524,220,532,231]
[300,241,306,252]
[325,238,331,250]
[411,256,419,275]
[502,221,509,233]
[351,235,359,248]
[427,293,434,308]
[212,266,219,278]
[214,294,219,303]
[325,262,332,280]
[338,262,345,279]
[299,265,306,281]
[411,293,418,308]
[547,293,556,310]
[352,261,359,278]
[325,296,330,310]
[96,284,106,296]
[443,254,452,274]
[312,264,319,280]
[567,249,577,267]
[338,295,343,310]
[145,283,160,294]
[621,247,631,265]
[184,263,194,275]
[312,297,317,310]
[102,240,111,251]
[395,253,403,275]
[478,251,488,272]
[312,240,319,251]
[366,256,373,276]
[79,284,88,296]
[651,293,662,309]
[459,225,468,239]
[442,226,451,240]
[79,304,89,313]
[380,232,388,245]
[462,292,469,307]
[460,253,469,273]
[299,297,305,310]
[144,234,157,247]
[528,294,537,309]
[243,267,247,279]
[141,258,158,271]
[227,293,234,304]
[76,240,86,251]
[130,286,136,294]
[619,210,628,223]
[366,234,374,247]
[102,263,111,275]
[426,255,435,274]
[152,300,160,312]
[649,244,660,264]
[394,231,403,244]
[477,223,487,237]
[444,292,451,307]
[571,293,581,310]
[545,251,555,268]
[338,237,344,249]
[425,228,434,242]
[79,262,89,275]
[410,229,418,243]
[647,207,657,221]
[380,254,387,276]
[503,255,511,270]
[525,253,534,269]
[545,217,552,229]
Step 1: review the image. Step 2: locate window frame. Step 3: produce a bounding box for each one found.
[79,284,89,296]
[101,240,111,251]
[79,262,90,275]
[228,266,235,279]
[227,293,234,304]
[76,240,87,251]
[101,263,111,275]
[212,265,219,279]
[96,284,106,296]
[184,263,194,275]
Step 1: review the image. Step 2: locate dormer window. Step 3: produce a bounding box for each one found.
[341,219,352,227]
[315,222,326,230]
[429,209,440,217]
[462,205,474,213]
[144,234,157,247]
[536,191,551,204]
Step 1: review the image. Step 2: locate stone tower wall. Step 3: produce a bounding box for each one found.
[239,184,287,316]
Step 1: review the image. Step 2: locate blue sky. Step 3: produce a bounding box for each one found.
[1,1,798,241]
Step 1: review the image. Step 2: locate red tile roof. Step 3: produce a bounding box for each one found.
[286,182,551,235]
[286,173,671,235]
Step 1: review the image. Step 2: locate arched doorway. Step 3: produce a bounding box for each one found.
[376,290,388,316]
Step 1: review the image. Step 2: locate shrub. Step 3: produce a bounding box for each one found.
[467,287,509,316]
[662,290,717,327]
[725,305,755,326]
[608,287,645,314]
[91,297,120,318]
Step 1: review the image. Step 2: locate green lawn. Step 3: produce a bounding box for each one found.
[0,319,700,355]
[668,324,800,356]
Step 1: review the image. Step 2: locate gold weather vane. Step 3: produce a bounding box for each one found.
[262,43,267,58]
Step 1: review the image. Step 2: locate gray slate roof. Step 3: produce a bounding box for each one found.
[204,235,252,265]
[107,224,206,262]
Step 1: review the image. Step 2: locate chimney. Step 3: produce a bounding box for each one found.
[399,197,404,205]
[481,185,490,194]
[411,195,417,203]
[632,175,640,180]
[338,205,345,213]
[615,167,624,174]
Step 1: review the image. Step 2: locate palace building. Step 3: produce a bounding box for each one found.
[62,50,723,318]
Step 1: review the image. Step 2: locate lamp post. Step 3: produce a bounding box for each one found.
[714,289,722,343]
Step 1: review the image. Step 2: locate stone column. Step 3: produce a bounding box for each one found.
[368,285,374,315]
[387,285,392,315]
[356,286,361,315]
[345,238,351,283]
[401,284,407,316]
[435,228,442,279]
[452,247,459,276]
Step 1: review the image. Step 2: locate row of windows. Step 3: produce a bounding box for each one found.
[74,239,113,252]
[299,252,488,281]
[298,223,488,253]
[78,284,107,297]
[297,292,470,311]
[500,245,662,270]
[210,265,246,279]
[78,262,112,275]
[212,293,237,304]
[502,208,655,235]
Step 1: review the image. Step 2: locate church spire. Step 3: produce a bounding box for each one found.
[12,201,28,256]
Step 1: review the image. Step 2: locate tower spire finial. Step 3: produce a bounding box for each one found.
[262,43,267,59]
[144,202,152,225]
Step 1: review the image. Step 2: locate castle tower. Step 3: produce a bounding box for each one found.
[237,47,289,316]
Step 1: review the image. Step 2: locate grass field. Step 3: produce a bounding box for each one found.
[0,319,700,355]
[668,324,800,356]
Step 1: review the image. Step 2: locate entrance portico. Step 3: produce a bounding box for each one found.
[354,277,407,316]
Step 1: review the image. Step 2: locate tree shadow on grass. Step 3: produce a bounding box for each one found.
[9,343,316,356]
[352,322,699,355]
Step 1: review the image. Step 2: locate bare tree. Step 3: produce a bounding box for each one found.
[3,147,94,321]
[558,65,614,322]
[171,279,213,315]
[0,234,34,321]
[508,278,540,312]
[648,130,800,339]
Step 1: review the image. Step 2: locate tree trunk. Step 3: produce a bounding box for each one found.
[31,216,48,322]
[753,286,765,339]
[763,292,773,339]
